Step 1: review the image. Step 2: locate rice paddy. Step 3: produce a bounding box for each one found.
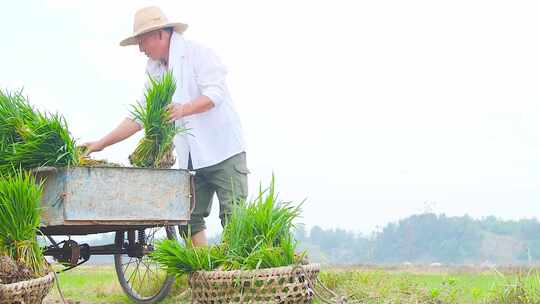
[42,265,540,303]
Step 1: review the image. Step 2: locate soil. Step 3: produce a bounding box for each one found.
[0,255,34,284]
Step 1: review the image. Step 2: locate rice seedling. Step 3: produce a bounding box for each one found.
[0,89,79,175]
[0,170,47,277]
[151,177,306,276]
[220,178,304,270]
[129,71,188,168]
[77,146,122,167]
[151,238,226,277]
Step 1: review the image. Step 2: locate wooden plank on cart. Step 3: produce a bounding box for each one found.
[35,166,191,226]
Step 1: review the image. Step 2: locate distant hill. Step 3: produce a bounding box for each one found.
[295,213,540,265]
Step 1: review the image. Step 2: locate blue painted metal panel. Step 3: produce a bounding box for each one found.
[37,166,191,226]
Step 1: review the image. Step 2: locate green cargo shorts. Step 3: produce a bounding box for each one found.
[179,152,249,237]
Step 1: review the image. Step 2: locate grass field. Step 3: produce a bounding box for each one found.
[42,265,540,303]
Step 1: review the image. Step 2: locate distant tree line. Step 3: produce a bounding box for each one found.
[294,213,540,265]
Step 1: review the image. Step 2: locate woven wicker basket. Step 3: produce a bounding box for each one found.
[189,263,320,304]
[0,272,55,304]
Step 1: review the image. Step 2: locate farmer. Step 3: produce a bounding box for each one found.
[83,6,248,247]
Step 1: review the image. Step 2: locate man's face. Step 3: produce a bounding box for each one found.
[137,30,169,61]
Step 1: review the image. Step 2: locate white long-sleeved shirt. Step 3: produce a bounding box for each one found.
[133,33,245,170]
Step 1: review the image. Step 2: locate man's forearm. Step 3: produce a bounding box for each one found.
[97,118,141,149]
[168,96,215,122]
[182,95,215,117]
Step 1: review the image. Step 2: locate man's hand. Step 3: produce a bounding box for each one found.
[81,141,105,156]
[167,103,185,122]
[167,97,216,122]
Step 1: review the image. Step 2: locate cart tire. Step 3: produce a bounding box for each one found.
[114,226,177,303]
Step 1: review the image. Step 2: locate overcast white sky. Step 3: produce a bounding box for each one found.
[1,0,539,235]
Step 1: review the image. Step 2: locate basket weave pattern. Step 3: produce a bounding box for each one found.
[189,264,319,303]
[0,272,55,304]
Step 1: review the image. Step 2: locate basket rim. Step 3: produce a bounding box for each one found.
[189,263,320,280]
[0,271,55,289]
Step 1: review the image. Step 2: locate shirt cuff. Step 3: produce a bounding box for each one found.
[201,89,224,107]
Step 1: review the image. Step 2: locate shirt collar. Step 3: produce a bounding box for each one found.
[168,32,186,64]
[147,32,186,70]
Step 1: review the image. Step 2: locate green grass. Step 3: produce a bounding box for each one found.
[44,265,189,304]
[43,265,540,304]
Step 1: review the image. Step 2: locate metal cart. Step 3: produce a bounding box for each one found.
[36,166,192,303]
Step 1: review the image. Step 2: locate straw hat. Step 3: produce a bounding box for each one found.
[120,6,188,47]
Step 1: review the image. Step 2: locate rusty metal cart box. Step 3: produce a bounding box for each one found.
[35,166,191,227]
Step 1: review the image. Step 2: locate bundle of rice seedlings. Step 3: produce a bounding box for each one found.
[77,146,122,167]
[129,71,188,168]
[220,177,304,270]
[0,170,47,278]
[151,238,226,277]
[151,178,306,277]
[0,89,79,175]
[77,156,122,167]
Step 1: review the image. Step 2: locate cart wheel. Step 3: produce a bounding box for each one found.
[114,226,177,303]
